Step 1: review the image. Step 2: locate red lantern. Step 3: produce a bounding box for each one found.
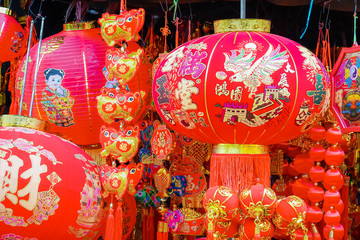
[287,162,300,176]
[152,23,330,145]
[308,125,325,142]
[324,146,345,167]
[272,196,307,235]
[323,199,344,214]
[324,189,341,204]
[323,224,344,240]
[308,165,325,183]
[309,144,326,162]
[13,22,151,146]
[0,123,104,239]
[323,168,344,190]
[239,183,277,219]
[0,7,26,63]
[307,186,324,203]
[306,205,323,223]
[151,120,173,160]
[290,228,312,240]
[212,221,239,239]
[324,210,341,226]
[292,176,313,200]
[293,153,314,174]
[238,218,275,239]
[203,186,239,222]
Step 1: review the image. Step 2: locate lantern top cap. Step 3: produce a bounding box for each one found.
[213,144,269,155]
[64,21,96,31]
[214,19,271,33]
[0,7,14,17]
[0,115,49,131]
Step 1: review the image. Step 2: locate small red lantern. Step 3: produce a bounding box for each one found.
[293,153,314,174]
[323,224,344,240]
[309,144,326,162]
[238,218,275,239]
[0,120,104,239]
[324,146,345,167]
[13,22,151,146]
[292,176,313,200]
[323,168,344,190]
[203,186,239,222]
[308,125,325,142]
[307,186,324,203]
[324,210,341,226]
[306,205,323,223]
[323,199,344,214]
[272,196,307,236]
[151,120,173,160]
[324,189,341,204]
[239,183,277,220]
[0,7,26,63]
[309,165,325,183]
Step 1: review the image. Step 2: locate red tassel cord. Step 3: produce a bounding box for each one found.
[105,195,115,240]
[114,200,123,240]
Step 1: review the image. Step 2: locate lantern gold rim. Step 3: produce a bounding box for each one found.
[63,20,96,31]
[0,114,49,131]
[213,19,271,33]
[213,144,269,155]
[0,7,14,17]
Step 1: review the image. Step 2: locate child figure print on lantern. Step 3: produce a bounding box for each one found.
[41,68,75,127]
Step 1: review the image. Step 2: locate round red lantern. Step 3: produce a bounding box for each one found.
[324,146,345,167]
[309,144,326,162]
[324,189,341,204]
[308,125,325,142]
[324,210,341,226]
[323,168,344,190]
[203,186,239,222]
[0,7,26,63]
[12,22,151,146]
[323,199,344,214]
[0,118,104,239]
[293,153,314,174]
[306,205,323,223]
[239,183,277,219]
[272,196,307,235]
[238,218,275,239]
[323,224,344,240]
[325,128,342,145]
[292,176,313,200]
[308,165,325,183]
[152,20,330,145]
[307,186,324,203]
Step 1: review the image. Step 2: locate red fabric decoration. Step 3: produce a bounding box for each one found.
[324,210,341,226]
[307,186,325,203]
[323,199,344,214]
[238,218,275,240]
[323,168,344,190]
[309,165,325,183]
[293,153,314,174]
[292,176,313,200]
[0,126,104,239]
[309,144,326,162]
[151,120,173,160]
[0,7,26,63]
[308,125,326,142]
[306,205,323,223]
[324,189,341,204]
[324,146,345,167]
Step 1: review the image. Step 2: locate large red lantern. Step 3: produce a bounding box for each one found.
[0,116,105,239]
[0,7,26,63]
[12,22,151,146]
[153,20,330,145]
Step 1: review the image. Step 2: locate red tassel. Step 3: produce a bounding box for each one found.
[105,195,115,240]
[254,224,261,240]
[114,200,123,240]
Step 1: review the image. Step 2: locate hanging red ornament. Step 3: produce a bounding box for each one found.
[293,152,314,173]
[154,167,171,198]
[323,224,344,240]
[287,162,300,176]
[323,168,344,190]
[100,165,128,200]
[238,218,275,240]
[306,205,323,223]
[292,176,313,200]
[308,165,325,183]
[290,228,312,240]
[323,199,344,214]
[324,189,341,204]
[325,127,342,145]
[308,125,325,142]
[0,7,26,63]
[324,209,341,226]
[0,120,104,239]
[324,146,345,167]
[309,144,326,162]
[287,146,302,158]
[98,8,145,46]
[151,120,173,160]
[239,183,277,220]
[212,220,239,239]
[307,186,324,203]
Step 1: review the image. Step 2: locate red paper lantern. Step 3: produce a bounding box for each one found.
[272,196,307,234]
[13,22,151,146]
[307,186,324,203]
[0,7,26,63]
[239,183,277,219]
[292,176,313,200]
[309,144,326,162]
[238,218,275,239]
[323,224,344,240]
[151,120,173,160]
[323,199,344,214]
[203,186,239,222]
[0,124,104,239]
[324,146,345,167]
[308,165,325,183]
[324,189,341,204]
[153,27,330,145]
[323,168,344,190]
[306,205,323,223]
[324,210,341,226]
[325,128,342,144]
[308,125,325,142]
[293,153,314,174]
[287,162,300,176]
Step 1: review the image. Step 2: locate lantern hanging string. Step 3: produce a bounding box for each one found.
[188,2,192,42]
[300,0,314,39]
[353,0,358,45]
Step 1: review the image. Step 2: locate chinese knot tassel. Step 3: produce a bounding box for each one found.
[105,196,115,240]
[114,200,123,240]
